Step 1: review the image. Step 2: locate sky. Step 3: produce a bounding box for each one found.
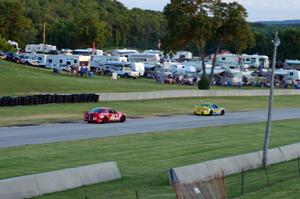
[119,0,300,22]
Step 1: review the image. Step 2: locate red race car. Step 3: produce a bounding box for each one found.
[84,107,126,124]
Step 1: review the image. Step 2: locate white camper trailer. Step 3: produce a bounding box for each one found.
[169,64,196,75]
[91,55,127,68]
[73,48,103,56]
[284,60,300,70]
[111,49,138,57]
[216,54,269,69]
[25,44,57,53]
[173,51,193,61]
[275,69,300,85]
[20,53,48,66]
[143,50,164,58]
[46,55,90,70]
[127,53,160,63]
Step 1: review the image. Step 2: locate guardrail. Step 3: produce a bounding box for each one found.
[0,161,121,199]
[169,142,300,184]
[97,89,300,101]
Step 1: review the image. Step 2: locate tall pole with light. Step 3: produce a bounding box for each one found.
[262,31,280,168]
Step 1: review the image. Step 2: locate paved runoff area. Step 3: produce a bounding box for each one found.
[1,108,300,149]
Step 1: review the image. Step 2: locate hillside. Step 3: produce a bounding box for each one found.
[257,19,300,26]
[0,60,197,96]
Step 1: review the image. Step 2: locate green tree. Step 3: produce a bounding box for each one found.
[278,28,300,60]
[162,0,213,83]
[75,18,107,48]
[0,0,36,48]
[209,1,254,85]
[0,36,14,51]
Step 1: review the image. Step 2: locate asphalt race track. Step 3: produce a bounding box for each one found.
[1,108,300,148]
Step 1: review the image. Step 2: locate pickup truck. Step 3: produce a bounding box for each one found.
[112,67,140,78]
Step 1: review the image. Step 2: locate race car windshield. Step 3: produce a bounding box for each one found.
[199,104,210,107]
[89,108,107,113]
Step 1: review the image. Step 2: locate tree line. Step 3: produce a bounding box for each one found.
[0,0,299,62]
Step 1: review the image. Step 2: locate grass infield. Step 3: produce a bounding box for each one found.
[0,119,299,198]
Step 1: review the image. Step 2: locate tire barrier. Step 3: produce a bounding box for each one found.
[0,94,99,107]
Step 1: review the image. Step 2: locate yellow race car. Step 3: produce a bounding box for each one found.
[193,103,225,116]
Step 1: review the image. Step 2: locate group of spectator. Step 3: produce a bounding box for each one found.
[53,65,93,78]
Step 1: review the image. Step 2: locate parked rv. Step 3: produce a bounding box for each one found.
[127,53,160,63]
[111,49,138,57]
[25,44,56,53]
[91,55,127,69]
[73,48,103,56]
[173,51,193,61]
[215,54,269,69]
[20,53,47,66]
[284,60,300,70]
[45,55,90,70]
[275,69,300,87]
[143,50,163,59]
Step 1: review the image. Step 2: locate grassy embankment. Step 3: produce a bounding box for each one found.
[0,60,196,96]
[0,119,300,199]
[0,60,268,96]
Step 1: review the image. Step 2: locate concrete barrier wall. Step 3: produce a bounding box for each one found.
[170,143,300,184]
[0,161,121,199]
[97,89,300,101]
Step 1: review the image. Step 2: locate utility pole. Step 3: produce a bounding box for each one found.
[43,23,46,46]
[262,31,280,168]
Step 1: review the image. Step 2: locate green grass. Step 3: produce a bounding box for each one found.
[1,119,300,199]
[0,60,269,96]
[236,172,300,199]
[228,160,300,198]
[0,60,196,96]
[0,95,300,127]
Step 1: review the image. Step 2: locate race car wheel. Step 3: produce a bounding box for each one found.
[221,110,225,116]
[102,117,108,124]
[209,110,213,116]
[194,111,198,115]
[120,115,126,123]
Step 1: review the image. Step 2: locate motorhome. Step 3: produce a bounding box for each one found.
[173,51,193,61]
[284,60,300,70]
[20,53,48,66]
[143,50,164,59]
[169,64,196,75]
[275,69,300,85]
[25,44,57,53]
[127,53,160,63]
[215,54,269,69]
[45,55,90,70]
[73,48,103,56]
[91,55,127,69]
[111,49,139,57]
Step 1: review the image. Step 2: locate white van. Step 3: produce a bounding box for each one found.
[130,62,145,76]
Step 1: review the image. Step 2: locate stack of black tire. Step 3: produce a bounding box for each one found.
[0,94,99,107]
